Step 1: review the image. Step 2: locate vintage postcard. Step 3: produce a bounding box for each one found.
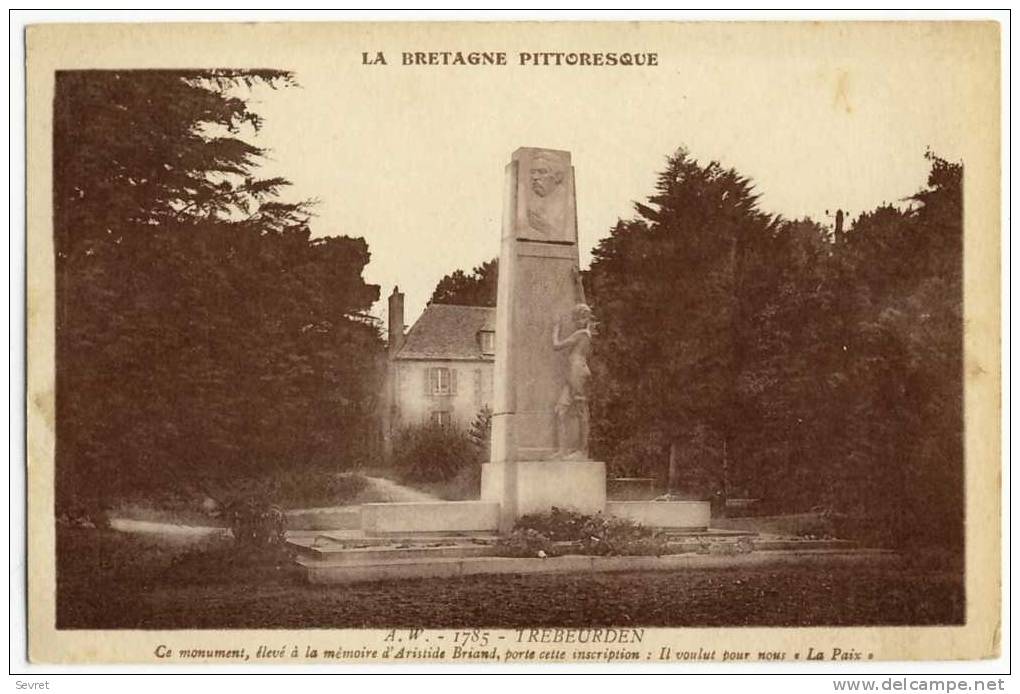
[24,20,1001,666]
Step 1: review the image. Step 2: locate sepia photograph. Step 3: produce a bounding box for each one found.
[21,18,1002,667]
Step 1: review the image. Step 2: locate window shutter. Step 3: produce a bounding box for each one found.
[424,367,432,395]
[450,368,458,395]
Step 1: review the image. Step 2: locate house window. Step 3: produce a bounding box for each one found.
[479,330,495,355]
[430,410,452,427]
[426,366,456,395]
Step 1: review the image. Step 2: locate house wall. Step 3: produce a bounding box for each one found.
[392,359,494,430]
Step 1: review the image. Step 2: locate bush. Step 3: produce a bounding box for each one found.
[224,494,286,548]
[392,423,477,483]
[214,469,369,548]
[515,507,594,541]
[500,507,668,557]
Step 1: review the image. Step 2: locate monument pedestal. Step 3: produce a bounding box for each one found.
[485,147,604,531]
[481,460,606,530]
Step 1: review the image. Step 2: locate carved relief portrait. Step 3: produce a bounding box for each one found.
[525,151,569,238]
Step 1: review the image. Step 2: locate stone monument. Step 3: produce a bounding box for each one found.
[480,147,607,530]
[292,148,710,555]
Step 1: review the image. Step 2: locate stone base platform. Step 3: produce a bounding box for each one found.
[287,474,718,583]
[361,500,500,535]
[286,494,711,538]
[607,500,711,530]
[296,546,884,585]
[286,526,867,584]
[285,506,361,531]
[481,460,606,524]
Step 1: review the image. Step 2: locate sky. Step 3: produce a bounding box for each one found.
[227,22,993,327]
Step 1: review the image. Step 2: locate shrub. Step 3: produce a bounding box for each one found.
[573,512,666,556]
[223,494,286,548]
[502,507,668,557]
[515,507,593,541]
[392,422,477,482]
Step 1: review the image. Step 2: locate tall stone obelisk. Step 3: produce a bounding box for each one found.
[480,147,606,531]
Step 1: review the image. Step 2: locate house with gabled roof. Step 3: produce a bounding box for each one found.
[381,286,495,452]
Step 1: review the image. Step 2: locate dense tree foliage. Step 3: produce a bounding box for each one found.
[429,258,498,306]
[586,152,774,494]
[588,148,963,548]
[55,71,383,513]
[392,423,477,483]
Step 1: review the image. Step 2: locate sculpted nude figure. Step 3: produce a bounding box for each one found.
[552,302,594,460]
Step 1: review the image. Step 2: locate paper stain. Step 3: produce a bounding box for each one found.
[834,70,853,114]
[32,388,55,434]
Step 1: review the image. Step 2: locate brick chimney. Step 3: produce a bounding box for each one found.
[387,286,405,356]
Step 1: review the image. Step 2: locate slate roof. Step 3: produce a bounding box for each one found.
[395,304,496,361]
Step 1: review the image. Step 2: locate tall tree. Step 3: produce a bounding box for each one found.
[588,148,776,493]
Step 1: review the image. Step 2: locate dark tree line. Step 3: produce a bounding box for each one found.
[585,148,962,548]
[54,71,383,513]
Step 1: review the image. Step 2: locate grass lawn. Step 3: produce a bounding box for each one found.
[55,528,964,630]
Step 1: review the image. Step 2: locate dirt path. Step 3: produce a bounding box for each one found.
[107,475,434,540]
[359,475,439,503]
[108,518,229,540]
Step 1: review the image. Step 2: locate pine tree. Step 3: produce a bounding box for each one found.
[588,148,775,493]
